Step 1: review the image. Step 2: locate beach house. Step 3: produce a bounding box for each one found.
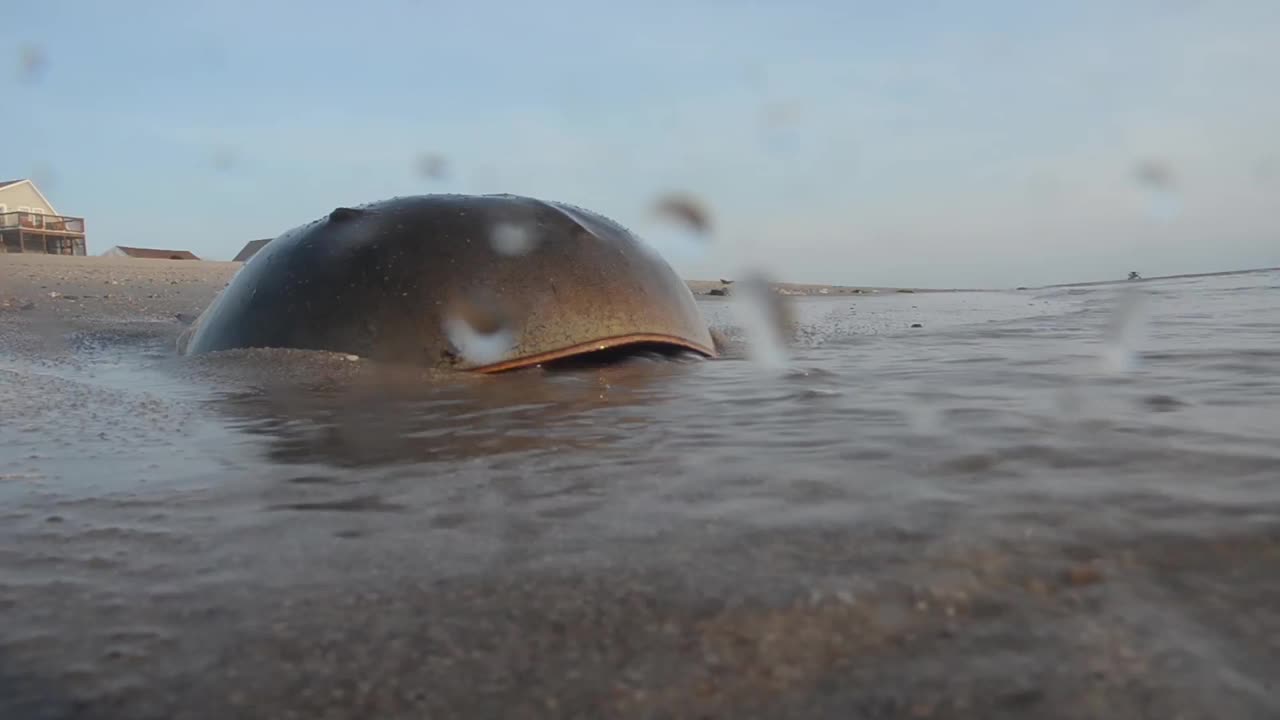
[101,246,201,260]
[0,178,87,255]
[233,238,271,263]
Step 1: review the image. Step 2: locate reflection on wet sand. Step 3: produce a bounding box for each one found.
[208,349,704,469]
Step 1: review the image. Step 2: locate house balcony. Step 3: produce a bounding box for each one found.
[0,211,87,255]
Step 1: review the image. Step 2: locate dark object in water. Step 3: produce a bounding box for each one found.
[178,193,717,372]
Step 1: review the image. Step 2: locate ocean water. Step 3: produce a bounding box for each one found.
[1,269,1278,719]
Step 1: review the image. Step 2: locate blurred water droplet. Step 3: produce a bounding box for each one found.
[415,153,449,181]
[904,386,944,436]
[652,193,711,237]
[733,272,793,370]
[761,101,804,130]
[1100,287,1148,374]
[443,293,517,366]
[640,191,715,265]
[1134,159,1173,189]
[17,45,46,83]
[1133,158,1180,223]
[490,222,538,256]
[212,146,237,172]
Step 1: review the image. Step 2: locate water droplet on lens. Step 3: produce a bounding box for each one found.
[1134,159,1173,189]
[1100,287,1148,374]
[415,153,449,181]
[642,191,715,265]
[1133,158,1180,223]
[490,222,538,256]
[733,271,793,370]
[652,192,712,237]
[443,293,517,365]
[212,146,237,172]
[17,45,46,83]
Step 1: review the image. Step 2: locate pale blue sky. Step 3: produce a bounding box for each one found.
[6,0,1278,287]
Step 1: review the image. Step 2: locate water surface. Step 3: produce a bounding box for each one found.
[1,269,1278,719]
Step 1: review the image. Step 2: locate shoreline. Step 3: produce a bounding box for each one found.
[0,254,964,301]
[2,253,1274,299]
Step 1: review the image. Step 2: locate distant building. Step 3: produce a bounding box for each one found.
[233,238,271,263]
[101,246,201,260]
[0,178,87,256]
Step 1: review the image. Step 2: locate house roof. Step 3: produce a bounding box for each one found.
[107,246,201,260]
[233,238,271,262]
[0,178,61,214]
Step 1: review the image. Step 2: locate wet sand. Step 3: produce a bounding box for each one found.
[2,254,1280,719]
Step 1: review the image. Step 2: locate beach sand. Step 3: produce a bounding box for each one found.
[1,254,235,324]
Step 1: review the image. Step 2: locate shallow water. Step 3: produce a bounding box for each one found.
[1,269,1279,719]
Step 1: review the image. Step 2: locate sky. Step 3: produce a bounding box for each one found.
[5,0,1278,288]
